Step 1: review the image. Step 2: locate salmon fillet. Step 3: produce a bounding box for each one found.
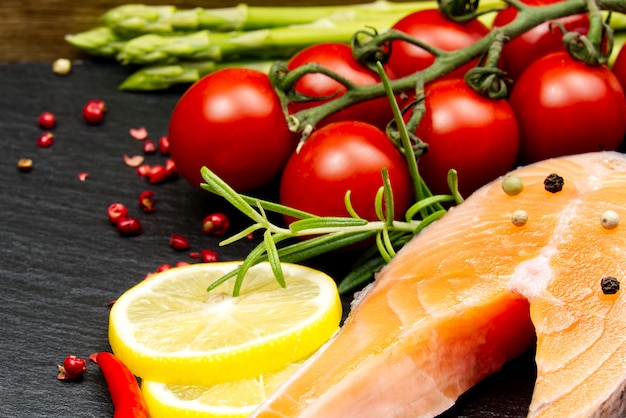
[250,151,626,418]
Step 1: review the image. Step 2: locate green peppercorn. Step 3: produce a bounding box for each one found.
[502,175,524,196]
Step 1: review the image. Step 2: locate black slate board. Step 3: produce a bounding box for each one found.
[0,61,535,417]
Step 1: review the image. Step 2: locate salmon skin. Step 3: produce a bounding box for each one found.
[250,151,626,418]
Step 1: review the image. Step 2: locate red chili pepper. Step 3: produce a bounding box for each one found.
[89,352,149,418]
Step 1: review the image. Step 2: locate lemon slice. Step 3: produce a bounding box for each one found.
[141,360,304,418]
[108,261,341,386]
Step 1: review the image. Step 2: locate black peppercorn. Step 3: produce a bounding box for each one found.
[601,276,620,295]
[544,173,564,193]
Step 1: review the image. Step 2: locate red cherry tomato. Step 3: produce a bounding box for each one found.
[510,51,626,164]
[279,121,414,224]
[410,79,519,197]
[386,9,490,79]
[493,0,589,82]
[287,43,396,130]
[168,68,297,192]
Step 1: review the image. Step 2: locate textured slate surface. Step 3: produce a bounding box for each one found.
[0,61,535,417]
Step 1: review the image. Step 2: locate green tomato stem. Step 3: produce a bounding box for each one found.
[377,61,426,205]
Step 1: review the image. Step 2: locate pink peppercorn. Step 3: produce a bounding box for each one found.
[201,249,218,263]
[57,355,87,381]
[82,99,106,124]
[202,213,230,235]
[38,112,56,129]
[107,203,129,225]
[36,132,55,148]
[117,217,143,236]
[170,234,190,251]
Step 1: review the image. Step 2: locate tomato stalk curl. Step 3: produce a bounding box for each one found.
[463,31,510,98]
[557,0,614,64]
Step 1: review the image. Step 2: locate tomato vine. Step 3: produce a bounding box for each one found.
[273,0,615,133]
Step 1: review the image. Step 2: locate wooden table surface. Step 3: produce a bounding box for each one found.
[0,0,397,62]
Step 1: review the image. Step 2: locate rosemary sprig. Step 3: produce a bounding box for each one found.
[200,164,450,295]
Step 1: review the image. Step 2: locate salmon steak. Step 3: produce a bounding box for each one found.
[250,151,626,418]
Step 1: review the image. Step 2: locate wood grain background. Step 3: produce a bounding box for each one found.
[0,0,404,62]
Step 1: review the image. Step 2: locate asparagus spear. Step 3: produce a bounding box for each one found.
[102,1,460,37]
[65,27,129,58]
[119,60,274,91]
[102,5,178,37]
[116,19,397,65]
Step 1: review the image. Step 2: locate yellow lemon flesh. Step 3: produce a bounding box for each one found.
[141,360,304,418]
[108,261,342,386]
